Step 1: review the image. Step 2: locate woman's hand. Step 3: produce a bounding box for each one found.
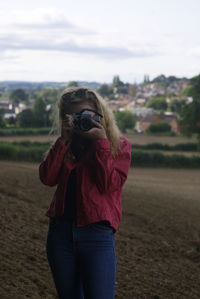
[60,114,74,144]
[76,120,107,140]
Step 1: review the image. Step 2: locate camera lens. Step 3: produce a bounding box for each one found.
[80,117,93,131]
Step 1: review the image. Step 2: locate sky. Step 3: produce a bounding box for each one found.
[0,0,200,84]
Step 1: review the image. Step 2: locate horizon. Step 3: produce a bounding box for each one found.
[0,73,194,85]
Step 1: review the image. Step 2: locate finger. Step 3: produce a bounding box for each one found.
[67,115,74,126]
[65,113,73,119]
[64,114,72,122]
[82,128,99,137]
[63,117,74,128]
[91,120,103,128]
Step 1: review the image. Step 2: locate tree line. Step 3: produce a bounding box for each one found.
[0,75,199,139]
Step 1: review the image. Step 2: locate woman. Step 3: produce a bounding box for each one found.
[39,87,131,299]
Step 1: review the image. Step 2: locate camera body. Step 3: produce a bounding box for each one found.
[71,109,103,131]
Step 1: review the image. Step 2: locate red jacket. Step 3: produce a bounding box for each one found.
[39,136,131,233]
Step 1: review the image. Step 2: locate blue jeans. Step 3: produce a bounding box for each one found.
[46,217,116,299]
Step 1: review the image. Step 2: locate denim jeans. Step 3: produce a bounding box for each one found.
[45,217,116,299]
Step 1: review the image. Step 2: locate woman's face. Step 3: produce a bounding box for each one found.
[62,100,98,139]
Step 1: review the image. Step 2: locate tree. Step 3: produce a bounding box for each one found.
[97,84,112,97]
[117,85,128,94]
[33,96,46,127]
[10,89,28,104]
[114,110,136,133]
[179,74,200,140]
[147,96,168,111]
[112,75,124,88]
[181,85,193,97]
[38,88,58,104]
[187,75,200,98]
[129,84,137,98]
[143,74,150,84]
[147,122,172,134]
[152,74,166,84]
[67,81,79,87]
[16,109,35,127]
[112,75,129,94]
[7,116,17,126]
[0,108,5,128]
[169,99,185,114]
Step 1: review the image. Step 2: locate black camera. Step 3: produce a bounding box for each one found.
[71,109,103,131]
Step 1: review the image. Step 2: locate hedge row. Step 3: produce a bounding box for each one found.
[0,142,47,162]
[4,140,199,152]
[0,142,200,168]
[11,140,52,147]
[146,131,176,136]
[133,142,199,152]
[131,150,200,168]
[0,127,52,136]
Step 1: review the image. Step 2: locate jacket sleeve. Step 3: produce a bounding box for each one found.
[39,137,70,186]
[92,136,131,193]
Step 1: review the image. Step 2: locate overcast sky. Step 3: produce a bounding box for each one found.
[0,0,200,83]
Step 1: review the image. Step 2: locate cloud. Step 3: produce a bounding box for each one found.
[15,19,74,29]
[0,8,95,35]
[0,50,19,61]
[13,18,95,35]
[0,8,160,60]
[0,33,158,60]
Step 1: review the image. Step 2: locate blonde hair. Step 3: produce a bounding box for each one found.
[45,86,121,159]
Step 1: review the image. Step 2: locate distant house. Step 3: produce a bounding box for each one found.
[138,114,179,133]
[130,107,154,117]
[136,98,146,106]
[3,108,16,119]
[0,101,14,119]
[118,95,130,105]
[106,100,121,111]
[0,101,10,110]
[1,102,27,119]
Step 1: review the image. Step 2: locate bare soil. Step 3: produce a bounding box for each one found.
[159,151,200,157]
[0,161,200,298]
[0,135,56,142]
[125,133,196,145]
